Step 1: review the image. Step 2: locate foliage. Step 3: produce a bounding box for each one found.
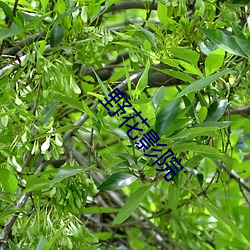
[0,0,250,249]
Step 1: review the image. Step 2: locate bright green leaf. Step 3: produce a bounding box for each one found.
[205,49,225,75]
[0,168,18,194]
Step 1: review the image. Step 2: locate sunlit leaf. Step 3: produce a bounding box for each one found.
[0,168,18,194]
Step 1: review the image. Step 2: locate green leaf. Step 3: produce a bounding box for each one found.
[80,206,120,214]
[156,68,195,83]
[112,185,151,224]
[205,49,225,75]
[134,59,151,98]
[198,106,208,122]
[42,223,69,250]
[0,1,14,21]
[24,177,51,192]
[36,235,48,250]
[205,99,228,122]
[50,24,64,47]
[200,28,247,58]
[168,47,200,65]
[232,0,250,4]
[170,126,220,139]
[8,241,21,250]
[0,26,23,42]
[155,99,179,136]
[98,173,137,191]
[168,184,180,210]
[138,27,157,48]
[53,92,84,112]
[193,121,231,129]
[0,168,18,194]
[0,209,23,223]
[157,1,168,24]
[94,70,110,98]
[185,167,204,187]
[176,69,231,98]
[51,166,86,186]
[151,86,166,112]
[203,201,250,248]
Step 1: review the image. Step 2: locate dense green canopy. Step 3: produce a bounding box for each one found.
[0,0,250,249]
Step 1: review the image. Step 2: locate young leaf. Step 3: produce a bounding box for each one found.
[134,59,150,98]
[98,172,137,191]
[168,47,200,65]
[42,223,69,250]
[155,98,179,136]
[0,168,18,194]
[205,49,225,75]
[157,1,168,24]
[50,24,64,47]
[112,185,151,224]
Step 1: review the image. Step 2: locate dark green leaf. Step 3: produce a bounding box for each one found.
[50,24,64,47]
[200,28,247,58]
[0,2,14,21]
[205,99,228,122]
[185,167,204,187]
[155,98,179,136]
[232,0,250,4]
[98,172,137,191]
